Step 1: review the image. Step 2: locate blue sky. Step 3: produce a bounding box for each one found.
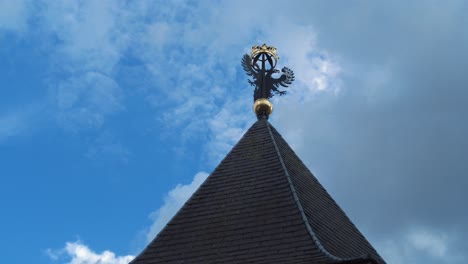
[1,1,468,263]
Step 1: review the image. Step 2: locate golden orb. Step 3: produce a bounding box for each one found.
[253,98,273,117]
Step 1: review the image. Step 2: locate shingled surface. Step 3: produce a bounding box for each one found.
[131,118,385,264]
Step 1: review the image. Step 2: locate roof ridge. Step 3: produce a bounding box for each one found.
[266,121,371,264]
[130,120,263,263]
[265,121,342,262]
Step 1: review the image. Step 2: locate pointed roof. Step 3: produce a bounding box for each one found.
[131,118,385,264]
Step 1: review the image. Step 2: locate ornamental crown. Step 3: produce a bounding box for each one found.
[250,44,279,61]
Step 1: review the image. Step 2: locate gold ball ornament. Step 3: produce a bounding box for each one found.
[253,98,273,117]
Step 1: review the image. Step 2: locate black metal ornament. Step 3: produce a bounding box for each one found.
[241,44,295,102]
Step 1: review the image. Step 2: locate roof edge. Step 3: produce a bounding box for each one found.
[266,121,376,263]
[334,255,380,264]
[130,119,268,264]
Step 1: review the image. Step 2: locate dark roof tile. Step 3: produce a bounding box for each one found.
[131,119,385,264]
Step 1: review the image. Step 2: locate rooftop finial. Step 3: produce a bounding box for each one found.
[241,44,295,119]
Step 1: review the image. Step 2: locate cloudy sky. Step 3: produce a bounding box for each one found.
[1,1,467,263]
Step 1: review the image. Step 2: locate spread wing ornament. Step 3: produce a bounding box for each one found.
[273,67,295,88]
[241,44,295,101]
[241,54,255,76]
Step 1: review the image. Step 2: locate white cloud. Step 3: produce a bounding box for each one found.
[47,241,134,264]
[146,172,209,242]
[40,0,126,74]
[37,1,135,130]
[266,23,342,97]
[143,22,172,52]
[55,71,123,130]
[205,98,252,165]
[407,229,448,258]
[0,0,30,32]
[377,228,459,263]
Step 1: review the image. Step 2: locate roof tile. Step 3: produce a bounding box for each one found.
[131,119,385,264]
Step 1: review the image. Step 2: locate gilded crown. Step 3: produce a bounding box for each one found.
[250,44,279,61]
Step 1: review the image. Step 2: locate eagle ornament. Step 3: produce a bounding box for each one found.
[241,44,295,101]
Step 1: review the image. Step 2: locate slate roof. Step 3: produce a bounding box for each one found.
[131,118,386,264]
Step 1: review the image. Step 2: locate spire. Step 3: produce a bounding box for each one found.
[129,45,386,264]
[241,44,295,119]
